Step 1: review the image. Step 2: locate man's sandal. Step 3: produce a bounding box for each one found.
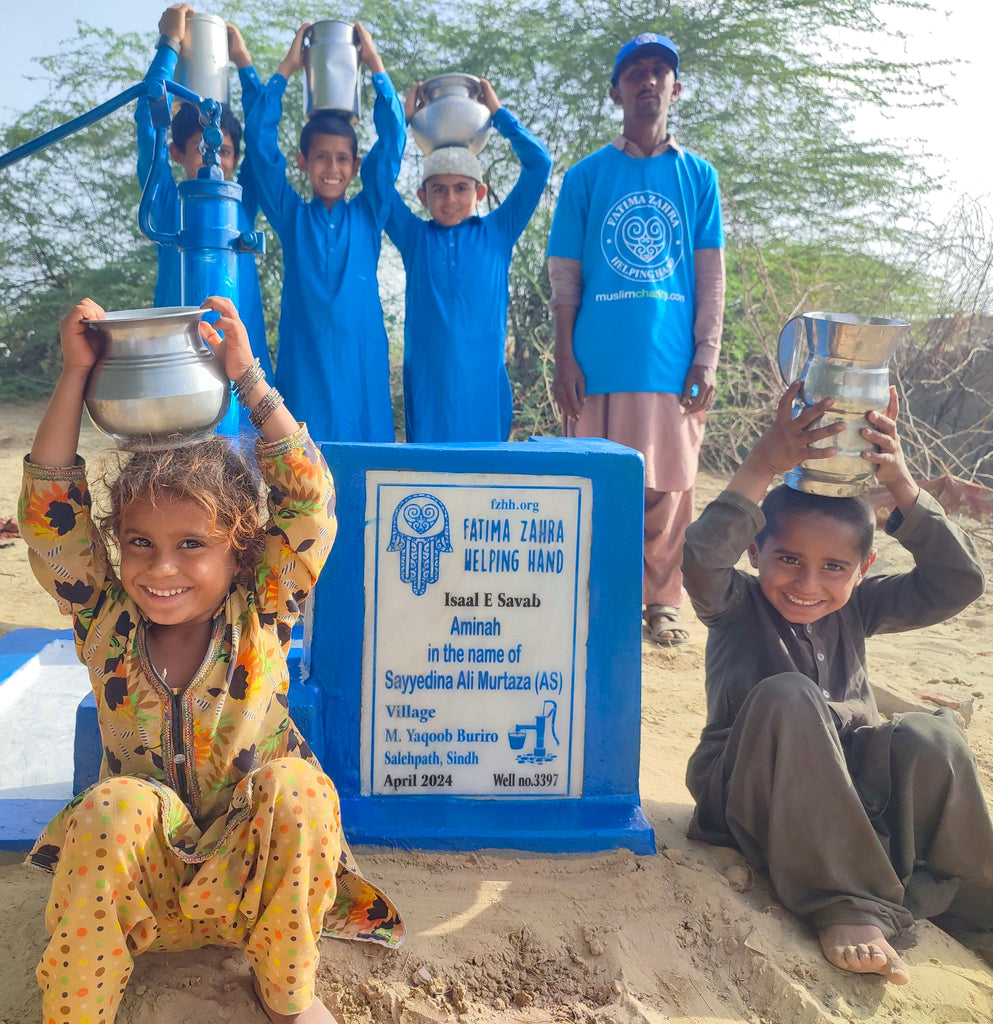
[643,604,690,646]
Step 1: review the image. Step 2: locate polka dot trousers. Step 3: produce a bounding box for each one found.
[38,759,342,1023]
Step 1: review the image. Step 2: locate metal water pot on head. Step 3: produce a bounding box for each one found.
[176,13,230,104]
[410,73,492,154]
[778,311,910,496]
[83,307,230,451]
[302,20,361,123]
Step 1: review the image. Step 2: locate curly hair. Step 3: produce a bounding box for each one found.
[97,438,269,578]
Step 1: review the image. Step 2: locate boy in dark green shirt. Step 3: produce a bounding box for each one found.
[683,382,991,983]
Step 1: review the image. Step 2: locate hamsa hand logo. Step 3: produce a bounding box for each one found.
[388,493,452,596]
[620,215,666,264]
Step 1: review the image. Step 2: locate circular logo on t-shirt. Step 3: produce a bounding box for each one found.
[599,190,683,283]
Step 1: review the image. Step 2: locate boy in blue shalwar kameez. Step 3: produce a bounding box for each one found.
[137,5,273,393]
[245,22,405,444]
[386,79,551,442]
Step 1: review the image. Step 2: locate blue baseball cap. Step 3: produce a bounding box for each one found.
[611,33,679,84]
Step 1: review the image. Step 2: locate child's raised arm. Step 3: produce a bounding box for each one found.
[727,380,844,504]
[226,21,252,70]
[356,23,405,225]
[483,78,553,251]
[30,299,105,468]
[276,22,312,80]
[355,22,385,76]
[198,296,298,441]
[860,385,919,516]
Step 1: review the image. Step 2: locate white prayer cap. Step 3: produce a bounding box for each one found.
[421,146,484,185]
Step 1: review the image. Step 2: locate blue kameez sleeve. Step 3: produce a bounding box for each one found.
[135,45,179,196]
[236,64,264,224]
[384,187,423,257]
[546,161,590,261]
[487,107,552,250]
[244,73,302,237]
[357,72,406,228]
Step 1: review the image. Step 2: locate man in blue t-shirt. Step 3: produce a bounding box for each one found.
[546,32,726,647]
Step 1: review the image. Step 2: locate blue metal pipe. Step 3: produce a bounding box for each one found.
[137,125,174,246]
[0,79,205,172]
[179,177,241,303]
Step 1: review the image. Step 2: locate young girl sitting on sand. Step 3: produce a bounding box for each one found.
[19,296,402,1024]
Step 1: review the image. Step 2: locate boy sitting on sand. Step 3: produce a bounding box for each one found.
[682,381,993,983]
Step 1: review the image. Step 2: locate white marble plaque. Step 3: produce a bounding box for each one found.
[360,471,592,797]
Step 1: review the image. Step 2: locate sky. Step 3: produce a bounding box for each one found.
[2,0,990,224]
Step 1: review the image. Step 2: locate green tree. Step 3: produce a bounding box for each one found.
[0,0,946,457]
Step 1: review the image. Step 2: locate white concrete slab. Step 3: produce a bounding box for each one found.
[0,640,91,800]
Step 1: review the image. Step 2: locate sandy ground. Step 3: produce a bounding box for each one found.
[1,400,993,1024]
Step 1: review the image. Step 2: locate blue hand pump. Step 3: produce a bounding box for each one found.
[0,77,266,435]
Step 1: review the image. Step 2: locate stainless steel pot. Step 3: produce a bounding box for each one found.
[410,73,492,154]
[176,13,230,104]
[302,20,361,123]
[83,307,230,450]
[778,311,909,496]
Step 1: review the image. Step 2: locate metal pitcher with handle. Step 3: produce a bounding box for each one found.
[302,20,361,122]
[176,13,230,104]
[778,311,909,496]
[83,307,230,450]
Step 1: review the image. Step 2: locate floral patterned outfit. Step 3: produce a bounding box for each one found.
[19,426,402,1023]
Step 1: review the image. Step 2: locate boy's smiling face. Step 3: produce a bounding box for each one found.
[418,174,487,227]
[748,511,876,624]
[296,132,360,207]
[169,131,238,180]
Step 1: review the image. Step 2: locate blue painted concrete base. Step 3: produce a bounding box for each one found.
[0,800,66,852]
[339,796,656,854]
[0,629,77,849]
[0,799,656,855]
[0,627,72,678]
[316,438,654,857]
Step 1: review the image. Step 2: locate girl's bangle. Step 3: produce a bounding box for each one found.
[233,359,266,406]
[248,387,285,429]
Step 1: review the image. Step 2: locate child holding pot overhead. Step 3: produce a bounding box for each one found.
[136,5,274,410]
[682,383,993,984]
[20,296,402,1024]
[386,78,551,442]
[245,22,405,444]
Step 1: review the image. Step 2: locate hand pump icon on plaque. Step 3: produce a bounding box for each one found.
[508,700,559,764]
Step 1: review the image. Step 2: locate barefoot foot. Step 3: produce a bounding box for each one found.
[252,975,342,1023]
[819,924,910,984]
